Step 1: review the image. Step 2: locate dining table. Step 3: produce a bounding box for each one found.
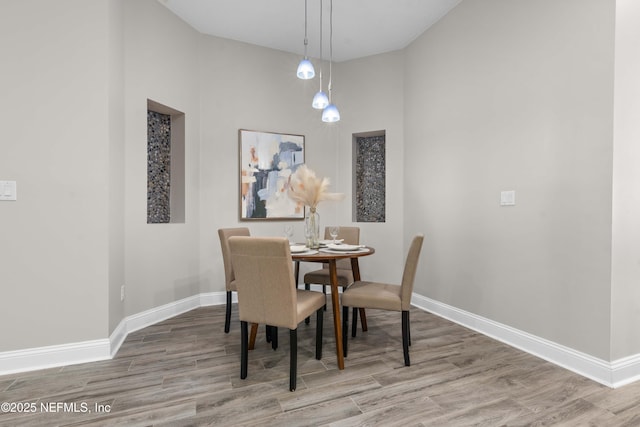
[291,245,375,370]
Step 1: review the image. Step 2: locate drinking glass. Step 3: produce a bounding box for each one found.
[329,226,339,244]
[284,224,293,242]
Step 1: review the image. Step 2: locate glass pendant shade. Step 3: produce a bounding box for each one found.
[312,90,329,109]
[296,59,315,79]
[322,103,340,122]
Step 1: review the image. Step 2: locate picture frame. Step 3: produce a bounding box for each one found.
[239,129,305,221]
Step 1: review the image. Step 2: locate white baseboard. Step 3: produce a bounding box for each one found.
[610,353,640,388]
[0,292,229,377]
[410,293,640,388]
[0,339,111,376]
[4,290,640,388]
[109,292,230,353]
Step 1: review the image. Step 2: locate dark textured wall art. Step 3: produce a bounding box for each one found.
[147,110,171,223]
[355,135,386,222]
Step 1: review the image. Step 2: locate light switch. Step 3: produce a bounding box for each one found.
[0,181,17,201]
[500,190,515,206]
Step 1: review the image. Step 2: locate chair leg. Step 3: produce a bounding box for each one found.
[342,306,349,358]
[266,325,272,343]
[225,291,232,333]
[408,311,411,347]
[351,307,358,338]
[305,283,311,324]
[402,311,410,366]
[322,285,327,311]
[240,321,248,379]
[315,307,323,360]
[290,328,297,391]
[272,326,278,350]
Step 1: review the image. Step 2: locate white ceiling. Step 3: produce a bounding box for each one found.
[158,0,461,62]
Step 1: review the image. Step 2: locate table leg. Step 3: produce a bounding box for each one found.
[294,261,300,287]
[329,259,345,370]
[249,323,258,350]
[350,258,368,332]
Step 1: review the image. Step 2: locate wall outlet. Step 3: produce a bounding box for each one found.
[0,181,17,201]
[500,190,516,206]
[120,285,125,301]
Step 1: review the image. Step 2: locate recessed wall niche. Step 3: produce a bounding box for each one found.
[147,99,185,224]
[353,131,386,223]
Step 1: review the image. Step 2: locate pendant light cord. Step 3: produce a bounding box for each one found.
[303,0,309,58]
[318,0,323,86]
[328,0,333,102]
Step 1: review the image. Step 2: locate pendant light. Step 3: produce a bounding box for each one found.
[312,0,329,109]
[322,0,340,122]
[296,0,315,80]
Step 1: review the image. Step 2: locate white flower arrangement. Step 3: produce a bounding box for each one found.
[287,165,344,211]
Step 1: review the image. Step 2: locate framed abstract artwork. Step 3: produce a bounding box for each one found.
[239,129,305,220]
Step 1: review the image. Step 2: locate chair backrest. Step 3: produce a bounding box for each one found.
[229,236,299,330]
[400,234,425,311]
[218,227,250,291]
[324,226,360,270]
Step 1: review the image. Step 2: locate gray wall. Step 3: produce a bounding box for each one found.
[122,0,202,317]
[196,34,332,294]
[196,30,407,290]
[404,0,615,359]
[611,0,640,360]
[330,51,406,283]
[108,0,126,336]
[1,0,112,351]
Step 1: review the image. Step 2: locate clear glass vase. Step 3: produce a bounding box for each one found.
[305,208,320,249]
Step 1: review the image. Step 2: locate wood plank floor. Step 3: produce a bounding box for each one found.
[2,304,640,426]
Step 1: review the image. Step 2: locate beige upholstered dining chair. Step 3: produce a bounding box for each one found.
[303,226,367,330]
[341,234,424,366]
[218,227,250,333]
[229,236,326,392]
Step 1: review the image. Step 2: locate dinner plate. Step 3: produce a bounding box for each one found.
[294,249,318,256]
[327,243,361,251]
[319,248,369,254]
[319,239,343,245]
[289,245,308,253]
